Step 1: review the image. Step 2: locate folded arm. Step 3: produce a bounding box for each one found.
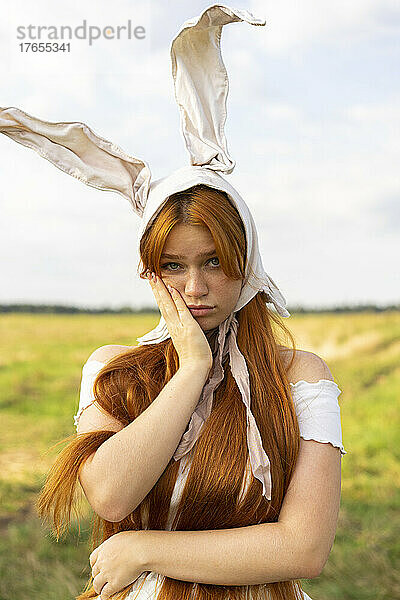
[141,437,342,585]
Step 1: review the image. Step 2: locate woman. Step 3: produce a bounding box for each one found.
[36,183,346,600]
[1,5,347,600]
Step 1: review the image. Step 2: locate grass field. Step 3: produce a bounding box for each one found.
[0,311,399,600]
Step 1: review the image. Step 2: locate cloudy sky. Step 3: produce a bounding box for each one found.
[0,0,398,311]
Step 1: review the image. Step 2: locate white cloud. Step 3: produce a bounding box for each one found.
[345,100,400,123]
[250,0,400,54]
[261,103,302,120]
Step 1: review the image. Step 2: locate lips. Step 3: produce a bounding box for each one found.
[187,305,214,309]
[188,306,215,315]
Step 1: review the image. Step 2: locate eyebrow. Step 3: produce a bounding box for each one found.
[160,249,217,260]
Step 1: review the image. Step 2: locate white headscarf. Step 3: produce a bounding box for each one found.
[0,4,290,500]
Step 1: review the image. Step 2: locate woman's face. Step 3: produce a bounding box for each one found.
[159,224,243,332]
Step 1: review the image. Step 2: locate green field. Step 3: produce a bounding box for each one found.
[0,311,399,600]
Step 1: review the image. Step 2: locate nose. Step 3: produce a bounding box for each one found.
[184,269,209,298]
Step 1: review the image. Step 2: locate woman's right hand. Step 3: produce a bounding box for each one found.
[147,272,213,373]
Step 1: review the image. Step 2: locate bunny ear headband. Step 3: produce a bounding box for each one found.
[0,4,290,501]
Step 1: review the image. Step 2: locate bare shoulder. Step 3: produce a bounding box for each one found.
[277,345,334,385]
[87,344,135,364]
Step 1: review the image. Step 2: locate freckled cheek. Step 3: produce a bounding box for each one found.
[212,277,240,303]
[159,273,193,293]
[212,281,228,297]
[159,272,183,286]
[224,280,243,305]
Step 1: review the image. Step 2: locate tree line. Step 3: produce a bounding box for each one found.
[0,303,398,314]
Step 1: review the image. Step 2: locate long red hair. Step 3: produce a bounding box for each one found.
[36,184,302,600]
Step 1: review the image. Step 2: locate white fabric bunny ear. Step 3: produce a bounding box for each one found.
[170,5,265,173]
[0,106,151,218]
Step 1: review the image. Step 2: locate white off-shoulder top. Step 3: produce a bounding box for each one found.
[74,359,347,600]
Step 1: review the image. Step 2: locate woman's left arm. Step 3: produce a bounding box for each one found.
[90,436,341,596]
[142,437,341,585]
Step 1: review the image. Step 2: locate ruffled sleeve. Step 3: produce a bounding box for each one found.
[73,359,106,431]
[290,379,347,456]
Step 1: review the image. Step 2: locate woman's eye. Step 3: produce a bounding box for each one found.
[209,257,220,267]
[161,262,180,271]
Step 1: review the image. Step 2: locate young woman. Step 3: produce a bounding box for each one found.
[1,5,347,600]
[36,183,346,600]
